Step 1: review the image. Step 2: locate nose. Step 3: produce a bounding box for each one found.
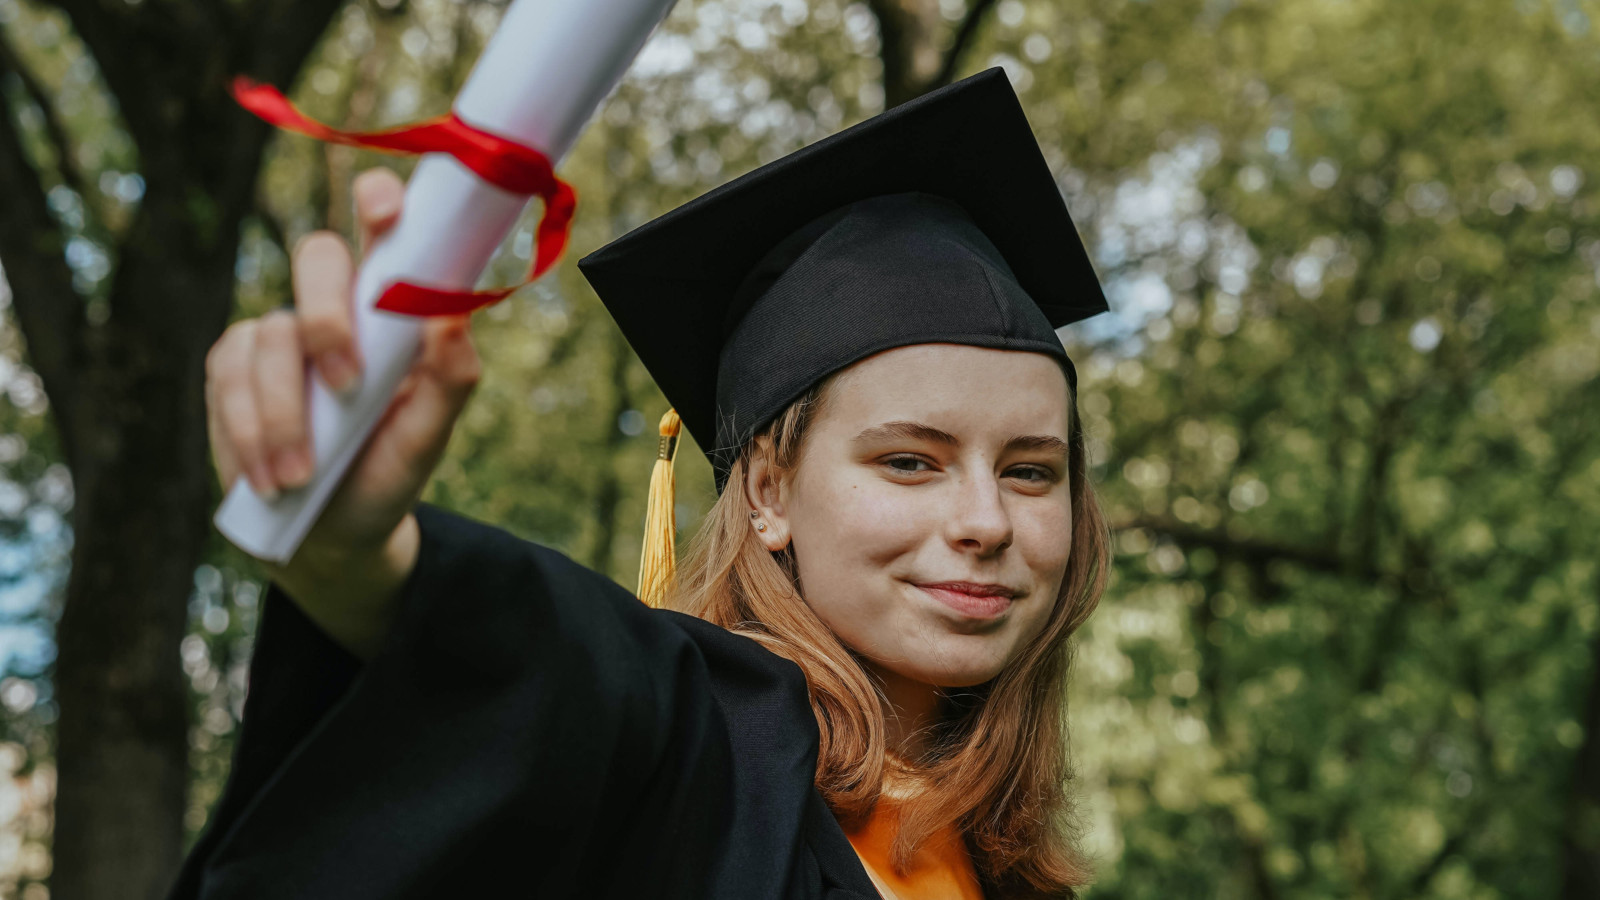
[946,470,1012,557]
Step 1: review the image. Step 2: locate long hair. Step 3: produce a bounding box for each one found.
[669,372,1111,899]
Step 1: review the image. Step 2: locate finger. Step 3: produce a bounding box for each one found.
[353,168,404,256]
[378,316,481,480]
[420,315,480,388]
[291,231,362,393]
[205,350,241,492]
[209,321,280,500]
[252,309,313,489]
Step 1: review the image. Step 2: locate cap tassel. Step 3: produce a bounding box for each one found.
[637,409,681,607]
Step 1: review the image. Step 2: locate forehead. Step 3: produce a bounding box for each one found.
[820,343,1072,435]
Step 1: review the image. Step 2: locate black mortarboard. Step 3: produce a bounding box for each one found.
[578,67,1108,496]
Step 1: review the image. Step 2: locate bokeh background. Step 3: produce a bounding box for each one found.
[1,0,1598,897]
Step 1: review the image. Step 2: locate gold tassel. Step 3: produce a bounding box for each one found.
[636,409,681,607]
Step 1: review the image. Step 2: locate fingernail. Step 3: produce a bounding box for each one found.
[251,463,279,501]
[274,447,313,488]
[321,352,356,393]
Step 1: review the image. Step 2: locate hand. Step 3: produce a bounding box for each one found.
[204,168,482,655]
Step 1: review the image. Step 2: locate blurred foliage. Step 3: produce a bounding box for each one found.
[1,0,1598,897]
[1037,0,1600,896]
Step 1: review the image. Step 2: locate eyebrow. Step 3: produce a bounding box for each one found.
[852,421,1070,459]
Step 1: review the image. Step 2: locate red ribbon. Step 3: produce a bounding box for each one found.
[230,76,576,317]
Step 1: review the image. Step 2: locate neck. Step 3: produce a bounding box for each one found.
[866,662,945,759]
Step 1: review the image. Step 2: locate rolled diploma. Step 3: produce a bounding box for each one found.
[215,0,679,564]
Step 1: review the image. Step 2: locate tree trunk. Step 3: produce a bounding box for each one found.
[49,166,251,896]
[0,1,345,896]
[50,313,219,898]
[1564,588,1600,897]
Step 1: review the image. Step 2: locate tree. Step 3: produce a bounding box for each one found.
[0,0,347,895]
[981,0,1600,894]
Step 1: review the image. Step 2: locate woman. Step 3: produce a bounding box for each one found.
[179,69,1111,900]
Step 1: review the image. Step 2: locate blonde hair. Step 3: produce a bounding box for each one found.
[669,374,1110,899]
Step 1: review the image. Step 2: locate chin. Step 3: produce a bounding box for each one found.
[901,645,1012,689]
[931,667,1006,689]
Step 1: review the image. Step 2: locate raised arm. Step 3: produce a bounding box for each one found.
[204,168,479,658]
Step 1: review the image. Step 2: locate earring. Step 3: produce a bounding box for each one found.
[757,523,768,532]
[750,511,759,518]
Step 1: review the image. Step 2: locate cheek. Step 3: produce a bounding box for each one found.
[1014,501,1074,630]
[787,475,929,639]
[794,472,926,565]
[1020,503,1074,578]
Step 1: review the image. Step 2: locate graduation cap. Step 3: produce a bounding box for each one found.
[576,67,1108,604]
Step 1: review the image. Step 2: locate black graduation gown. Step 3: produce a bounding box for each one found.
[169,502,883,899]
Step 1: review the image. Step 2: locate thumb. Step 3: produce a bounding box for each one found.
[379,316,481,476]
[419,315,481,389]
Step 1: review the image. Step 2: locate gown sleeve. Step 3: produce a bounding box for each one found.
[168,502,735,899]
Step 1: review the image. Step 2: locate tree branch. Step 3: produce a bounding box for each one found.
[1407,815,1471,894]
[46,0,149,139]
[240,0,350,89]
[866,0,1000,106]
[864,0,915,107]
[1565,580,1600,897]
[0,31,92,207]
[1406,650,1496,895]
[0,50,87,460]
[1115,514,1350,577]
[932,0,999,90]
[1244,836,1285,900]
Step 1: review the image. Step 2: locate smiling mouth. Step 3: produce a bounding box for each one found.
[913,582,1016,619]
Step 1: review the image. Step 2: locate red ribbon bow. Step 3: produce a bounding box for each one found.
[230,76,577,317]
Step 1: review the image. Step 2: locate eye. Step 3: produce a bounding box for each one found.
[882,454,933,474]
[1006,465,1057,483]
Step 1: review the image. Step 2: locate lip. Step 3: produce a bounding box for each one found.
[914,582,1017,619]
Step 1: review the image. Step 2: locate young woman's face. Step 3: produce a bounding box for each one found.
[752,343,1075,690]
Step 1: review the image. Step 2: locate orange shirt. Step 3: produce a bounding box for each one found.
[842,793,985,900]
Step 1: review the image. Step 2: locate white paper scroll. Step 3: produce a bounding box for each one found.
[215,0,680,564]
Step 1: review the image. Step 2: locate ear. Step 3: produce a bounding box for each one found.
[742,435,793,552]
